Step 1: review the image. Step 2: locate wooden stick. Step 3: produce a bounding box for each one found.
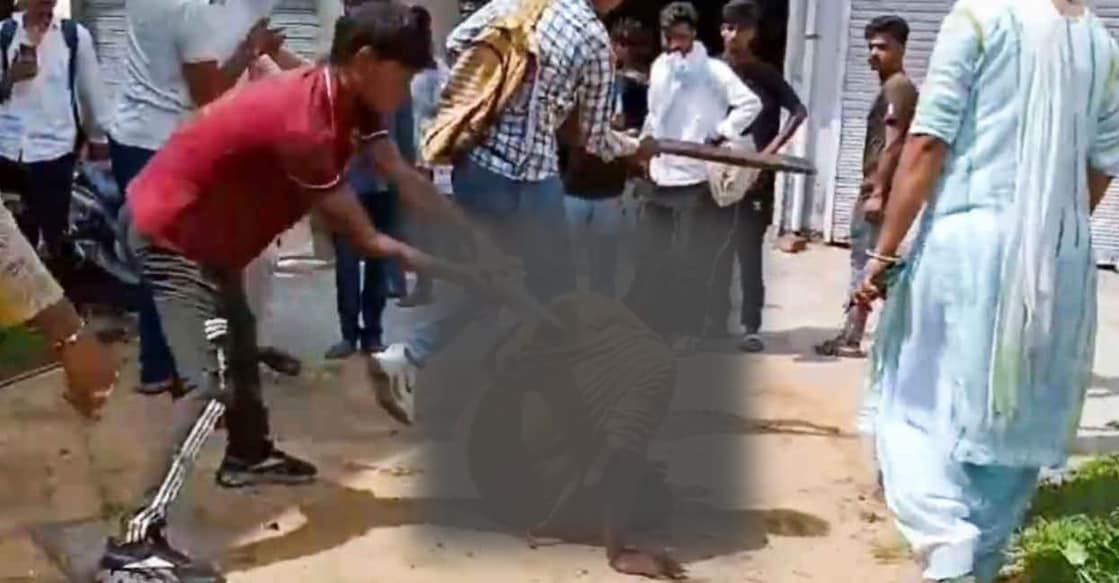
[654,139,817,175]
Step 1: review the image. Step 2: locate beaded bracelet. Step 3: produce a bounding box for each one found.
[866,250,901,264]
[52,319,86,353]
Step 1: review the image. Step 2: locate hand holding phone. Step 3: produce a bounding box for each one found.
[9,44,38,83]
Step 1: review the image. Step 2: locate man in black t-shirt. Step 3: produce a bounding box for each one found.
[718,0,808,353]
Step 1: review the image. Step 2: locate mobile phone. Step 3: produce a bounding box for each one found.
[18,44,35,61]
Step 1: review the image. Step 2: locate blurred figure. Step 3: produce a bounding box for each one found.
[1,202,116,418]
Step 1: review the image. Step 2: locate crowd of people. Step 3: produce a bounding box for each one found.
[0,0,1114,581]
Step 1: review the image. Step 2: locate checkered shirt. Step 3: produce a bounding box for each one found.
[447,0,631,182]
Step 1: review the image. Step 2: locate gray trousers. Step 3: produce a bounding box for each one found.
[625,183,738,339]
[122,217,271,542]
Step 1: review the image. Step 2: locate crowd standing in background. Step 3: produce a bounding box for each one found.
[0,0,1114,582]
[625,1,760,348]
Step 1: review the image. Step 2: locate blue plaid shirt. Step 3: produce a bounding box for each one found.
[446,0,628,182]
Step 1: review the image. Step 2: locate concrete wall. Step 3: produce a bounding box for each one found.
[776,0,849,238]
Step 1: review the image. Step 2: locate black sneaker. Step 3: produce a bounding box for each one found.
[98,531,224,582]
[215,448,317,489]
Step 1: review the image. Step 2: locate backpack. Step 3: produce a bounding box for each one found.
[421,0,553,165]
[0,18,84,151]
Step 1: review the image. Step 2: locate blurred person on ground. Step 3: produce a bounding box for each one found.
[108,0,285,397]
[816,15,917,359]
[854,1,1117,580]
[625,1,761,349]
[558,17,655,299]
[1,202,116,418]
[96,4,516,581]
[372,0,656,425]
[0,0,112,275]
[718,0,807,354]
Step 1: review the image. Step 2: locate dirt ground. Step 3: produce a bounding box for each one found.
[0,245,920,582]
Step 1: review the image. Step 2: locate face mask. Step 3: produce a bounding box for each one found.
[666,44,704,82]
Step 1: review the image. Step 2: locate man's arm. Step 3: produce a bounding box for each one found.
[765,72,808,154]
[74,26,112,147]
[361,135,500,255]
[578,37,643,161]
[180,11,268,107]
[711,60,762,143]
[312,183,475,286]
[1090,166,1111,214]
[874,135,948,256]
[865,79,919,218]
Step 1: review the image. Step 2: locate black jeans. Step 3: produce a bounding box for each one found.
[8,153,76,265]
[735,196,770,334]
[333,187,403,349]
[626,183,737,339]
[110,139,178,385]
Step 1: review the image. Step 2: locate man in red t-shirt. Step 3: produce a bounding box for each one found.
[99,4,513,580]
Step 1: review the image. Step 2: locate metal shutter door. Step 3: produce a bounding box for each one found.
[1092,2,1119,266]
[831,0,953,243]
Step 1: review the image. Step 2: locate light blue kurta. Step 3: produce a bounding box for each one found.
[865,0,1119,470]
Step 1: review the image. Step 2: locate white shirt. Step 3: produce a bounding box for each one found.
[643,43,762,187]
[208,0,280,63]
[0,14,111,163]
[108,0,223,151]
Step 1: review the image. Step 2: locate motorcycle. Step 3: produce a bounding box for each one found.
[67,161,139,287]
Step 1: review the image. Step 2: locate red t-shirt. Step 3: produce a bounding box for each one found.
[128,66,378,270]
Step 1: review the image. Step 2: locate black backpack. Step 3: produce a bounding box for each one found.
[0,18,84,150]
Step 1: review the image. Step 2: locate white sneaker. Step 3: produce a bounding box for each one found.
[371,344,417,425]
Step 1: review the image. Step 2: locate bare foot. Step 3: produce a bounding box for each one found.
[609,547,687,580]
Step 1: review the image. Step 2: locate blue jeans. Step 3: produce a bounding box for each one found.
[110,139,176,386]
[334,187,402,349]
[848,211,883,295]
[563,195,623,298]
[404,159,574,366]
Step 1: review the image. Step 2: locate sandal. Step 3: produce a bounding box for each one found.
[814,336,864,358]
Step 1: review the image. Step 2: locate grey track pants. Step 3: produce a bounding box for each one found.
[122,218,272,542]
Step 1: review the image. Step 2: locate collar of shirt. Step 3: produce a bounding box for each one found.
[0,14,81,163]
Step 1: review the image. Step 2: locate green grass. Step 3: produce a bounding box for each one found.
[1006,456,1119,582]
[0,325,51,380]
